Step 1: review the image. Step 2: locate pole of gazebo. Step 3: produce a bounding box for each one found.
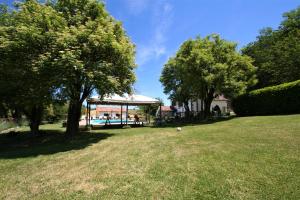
[145,106,148,123]
[87,103,89,126]
[121,105,123,125]
[126,104,128,125]
[148,105,151,124]
[88,103,91,126]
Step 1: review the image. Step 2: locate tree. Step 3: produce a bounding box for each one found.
[51,0,136,135]
[43,102,69,122]
[0,4,10,25]
[160,56,192,118]
[0,0,65,134]
[139,97,164,116]
[242,7,300,88]
[160,34,257,118]
[0,0,135,135]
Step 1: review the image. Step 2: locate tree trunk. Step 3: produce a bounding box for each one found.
[203,88,215,119]
[204,99,212,118]
[28,106,43,135]
[30,119,40,135]
[12,107,22,124]
[200,99,204,120]
[66,100,82,136]
[204,94,215,119]
[184,101,190,119]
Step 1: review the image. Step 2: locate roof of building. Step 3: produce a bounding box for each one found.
[214,95,228,101]
[88,94,160,105]
[160,106,176,112]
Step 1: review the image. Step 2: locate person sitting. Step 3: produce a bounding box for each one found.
[105,115,111,125]
[134,114,139,124]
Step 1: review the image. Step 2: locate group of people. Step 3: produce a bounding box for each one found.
[104,114,140,125]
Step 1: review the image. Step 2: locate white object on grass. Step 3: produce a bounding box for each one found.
[177,127,182,132]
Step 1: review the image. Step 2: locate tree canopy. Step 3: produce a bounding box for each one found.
[0,0,65,134]
[0,0,136,135]
[160,34,257,118]
[139,97,164,116]
[52,0,136,135]
[242,7,300,88]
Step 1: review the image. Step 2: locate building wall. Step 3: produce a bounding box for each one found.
[175,99,229,114]
[211,100,228,113]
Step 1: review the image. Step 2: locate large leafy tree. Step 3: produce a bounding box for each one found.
[0,1,65,134]
[0,4,10,118]
[242,7,300,88]
[161,34,257,118]
[160,56,193,117]
[51,0,136,135]
[0,0,135,135]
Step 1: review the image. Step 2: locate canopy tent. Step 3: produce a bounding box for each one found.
[88,94,160,105]
[86,94,162,126]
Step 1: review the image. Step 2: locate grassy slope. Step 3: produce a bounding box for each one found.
[0,115,299,199]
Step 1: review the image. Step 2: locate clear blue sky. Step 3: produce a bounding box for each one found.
[2,0,299,104]
[104,0,299,105]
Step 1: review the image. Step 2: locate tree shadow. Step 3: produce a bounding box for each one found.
[0,129,114,159]
[152,116,236,128]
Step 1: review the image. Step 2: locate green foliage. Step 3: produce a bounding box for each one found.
[160,34,256,117]
[0,102,8,118]
[50,0,136,134]
[0,0,66,134]
[43,103,69,122]
[52,0,136,97]
[0,120,16,132]
[139,97,164,116]
[0,4,10,25]
[0,0,136,134]
[242,7,300,88]
[232,80,300,116]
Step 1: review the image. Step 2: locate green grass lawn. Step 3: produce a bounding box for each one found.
[0,115,299,199]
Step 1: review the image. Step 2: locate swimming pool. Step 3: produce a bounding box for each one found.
[91,119,133,125]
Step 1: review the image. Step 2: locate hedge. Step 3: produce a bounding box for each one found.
[232,80,300,116]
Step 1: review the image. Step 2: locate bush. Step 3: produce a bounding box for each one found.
[232,80,300,116]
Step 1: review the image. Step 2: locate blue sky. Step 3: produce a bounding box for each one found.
[103,0,299,105]
[2,0,299,104]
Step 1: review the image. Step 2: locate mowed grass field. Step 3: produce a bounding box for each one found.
[0,115,299,199]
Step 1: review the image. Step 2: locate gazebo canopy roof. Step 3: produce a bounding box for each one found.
[87,94,160,105]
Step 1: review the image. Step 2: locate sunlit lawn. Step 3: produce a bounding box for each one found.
[0,115,299,199]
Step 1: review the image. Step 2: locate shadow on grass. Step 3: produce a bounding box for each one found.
[0,130,114,159]
[152,116,236,128]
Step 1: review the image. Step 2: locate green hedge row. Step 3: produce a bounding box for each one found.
[232,80,300,116]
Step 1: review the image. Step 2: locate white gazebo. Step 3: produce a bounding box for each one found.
[86,94,162,126]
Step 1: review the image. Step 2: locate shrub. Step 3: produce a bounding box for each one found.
[232,80,300,116]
